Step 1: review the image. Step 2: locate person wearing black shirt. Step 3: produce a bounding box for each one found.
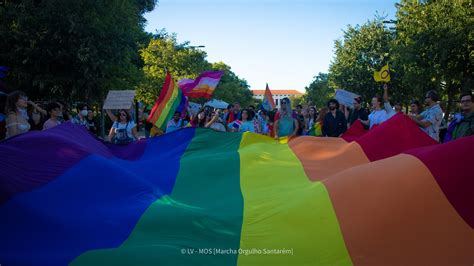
[348,96,369,129]
[322,99,347,137]
[296,104,305,135]
[86,110,98,135]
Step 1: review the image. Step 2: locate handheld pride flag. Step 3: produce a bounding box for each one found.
[178,70,224,99]
[228,119,242,129]
[147,73,188,130]
[374,64,390,83]
[262,83,276,111]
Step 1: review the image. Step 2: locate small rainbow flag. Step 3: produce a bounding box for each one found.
[262,83,276,111]
[147,73,188,130]
[178,70,224,99]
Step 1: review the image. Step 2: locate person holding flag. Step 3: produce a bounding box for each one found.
[360,64,396,129]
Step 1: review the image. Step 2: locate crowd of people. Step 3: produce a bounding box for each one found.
[157,86,473,144]
[0,91,98,140]
[1,88,473,145]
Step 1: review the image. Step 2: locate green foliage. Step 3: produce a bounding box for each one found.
[393,0,473,112]
[253,98,263,106]
[136,32,210,105]
[328,19,394,103]
[136,34,253,107]
[211,62,254,107]
[288,95,303,109]
[0,0,156,103]
[304,73,335,108]
[320,0,472,114]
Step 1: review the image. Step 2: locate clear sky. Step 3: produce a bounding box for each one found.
[144,0,398,92]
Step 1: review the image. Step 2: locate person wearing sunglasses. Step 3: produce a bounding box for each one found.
[274,97,299,139]
[109,110,139,144]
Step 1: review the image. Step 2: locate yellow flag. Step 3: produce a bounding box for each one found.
[373,64,390,83]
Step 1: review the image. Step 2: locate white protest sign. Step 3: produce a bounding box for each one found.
[103,90,136,110]
[335,89,360,109]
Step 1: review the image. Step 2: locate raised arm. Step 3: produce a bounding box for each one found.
[106,109,117,122]
[28,101,47,116]
[383,83,389,103]
[205,113,219,128]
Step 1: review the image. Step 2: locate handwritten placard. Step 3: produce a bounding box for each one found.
[335,89,359,109]
[103,90,136,110]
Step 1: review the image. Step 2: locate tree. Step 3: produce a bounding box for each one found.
[210,62,254,107]
[0,0,157,103]
[304,73,334,108]
[328,19,396,104]
[136,33,253,107]
[136,32,210,105]
[393,0,473,117]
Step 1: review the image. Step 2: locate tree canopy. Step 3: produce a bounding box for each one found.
[304,73,334,108]
[211,62,254,107]
[0,0,158,102]
[0,0,253,107]
[304,0,472,115]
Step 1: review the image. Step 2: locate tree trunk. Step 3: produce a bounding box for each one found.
[444,82,456,123]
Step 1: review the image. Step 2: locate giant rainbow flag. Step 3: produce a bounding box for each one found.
[148,73,188,130]
[178,70,224,99]
[1,114,473,265]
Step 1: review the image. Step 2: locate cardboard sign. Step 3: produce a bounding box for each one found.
[335,89,359,109]
[103,90,136,110]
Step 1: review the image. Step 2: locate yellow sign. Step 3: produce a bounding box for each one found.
[374,64,390,83]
